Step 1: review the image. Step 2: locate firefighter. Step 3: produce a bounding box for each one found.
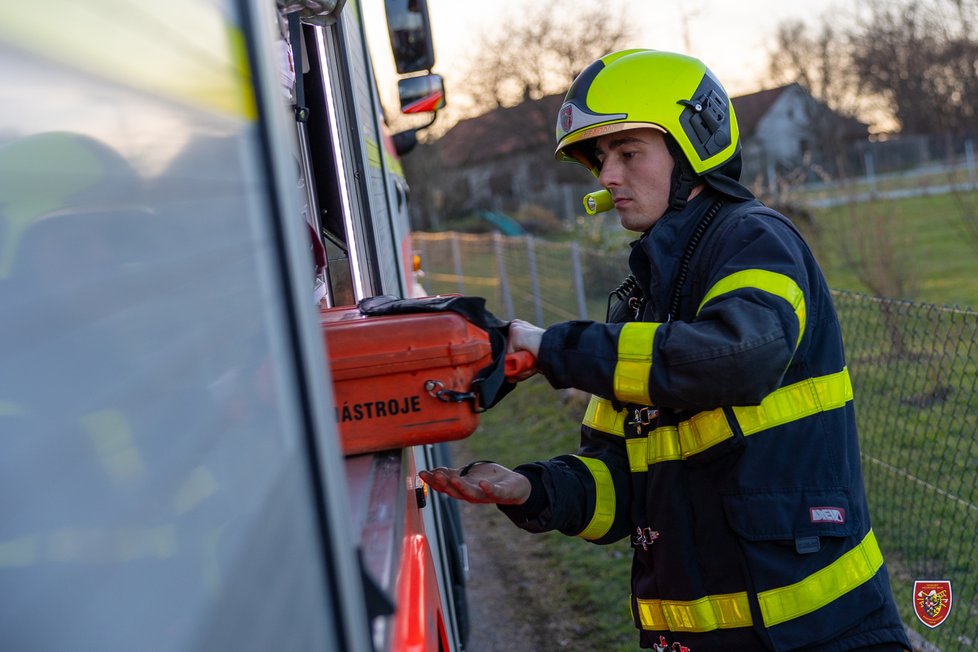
[421,50,911,650]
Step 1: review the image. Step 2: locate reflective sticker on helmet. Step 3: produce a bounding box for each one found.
[556,101,627,139]
[559,105,573,134]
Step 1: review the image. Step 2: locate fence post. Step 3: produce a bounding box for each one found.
[494,233,514,319]
[864,151,877,195]
[966,139,976,187]
[570,241,587,320]
[563,184,575,221]
[450,233,465,294]
[526,236,544,326]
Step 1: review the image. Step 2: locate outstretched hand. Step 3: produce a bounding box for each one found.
[419,462,531,505]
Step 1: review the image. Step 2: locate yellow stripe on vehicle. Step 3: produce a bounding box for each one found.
[0,536,37,568]
[614,322,659,405]
[365,137,382,170]
[697,269,806,350]
[758,529,883,627]
[635,592,752,632]
[0,400,25,417]
[383,147,405,178]
[572,455,615,541]
[80,409,147,486]
[0,0,256,120]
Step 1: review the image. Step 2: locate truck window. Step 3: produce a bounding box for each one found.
[0,2,366,649]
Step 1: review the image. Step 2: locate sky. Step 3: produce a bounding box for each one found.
[362,0,839,130]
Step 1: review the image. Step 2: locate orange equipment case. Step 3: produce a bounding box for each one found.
[320,305,496,455]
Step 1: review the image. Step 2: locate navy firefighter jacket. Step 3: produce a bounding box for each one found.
[500,190,910,651]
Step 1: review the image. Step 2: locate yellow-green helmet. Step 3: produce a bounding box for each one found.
[555,49,740,176]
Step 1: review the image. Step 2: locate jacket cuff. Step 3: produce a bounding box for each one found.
[537,321,588,389]
[497,466,548,526]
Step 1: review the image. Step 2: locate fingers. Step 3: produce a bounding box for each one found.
[419,464,530,505]
[507,319,544,358]
[419,467,492,503]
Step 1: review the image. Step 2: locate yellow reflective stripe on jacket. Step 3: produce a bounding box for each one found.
[572,455,615,541]
[635,592,752,632]
[620,369,852,471]
[633,530,882,632]
[614,322,660,405]
[626,412,735,470]
[582,396,626,436]
[733,368,852,436]
[759,529,883,627]
[681,408,734,456]
[697,269,806,350]
[627,425,682,471]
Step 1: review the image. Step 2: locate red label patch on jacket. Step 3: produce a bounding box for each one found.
[809,506,846,524]
[914,580,952,628]
[654,636,690,652]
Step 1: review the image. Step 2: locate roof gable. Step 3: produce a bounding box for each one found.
[435,95,564,165]
[731,84,796,139]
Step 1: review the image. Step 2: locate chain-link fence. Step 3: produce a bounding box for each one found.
[834,292,978,650]
[413,231,630,324]
[413,231,978,650]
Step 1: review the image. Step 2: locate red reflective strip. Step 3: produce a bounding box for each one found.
[392,533,441,652]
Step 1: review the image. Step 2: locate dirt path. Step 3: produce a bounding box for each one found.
[457,453,580,652]
[457,500,545,651]
[456,498,579,651]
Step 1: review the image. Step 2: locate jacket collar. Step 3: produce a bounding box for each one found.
[627,190,718,319]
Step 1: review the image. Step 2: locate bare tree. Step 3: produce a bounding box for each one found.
[767,0,978,137]
[764,15,873,185]
[848,0,978,135]
[455,2,634,115]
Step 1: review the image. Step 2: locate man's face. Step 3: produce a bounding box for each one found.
[594,128,674,232]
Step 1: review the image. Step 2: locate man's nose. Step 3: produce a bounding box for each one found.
[598,156,623,188]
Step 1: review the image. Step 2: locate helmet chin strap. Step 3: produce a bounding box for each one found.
[664,134,700,212]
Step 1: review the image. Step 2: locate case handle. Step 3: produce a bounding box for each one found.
[504,351,537,380]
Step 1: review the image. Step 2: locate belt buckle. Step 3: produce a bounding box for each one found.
[626,406,658,436]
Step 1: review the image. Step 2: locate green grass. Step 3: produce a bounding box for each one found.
[792,168,978,203]
[806,190,978,309]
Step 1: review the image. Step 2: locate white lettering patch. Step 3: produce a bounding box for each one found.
[810,507,846,524]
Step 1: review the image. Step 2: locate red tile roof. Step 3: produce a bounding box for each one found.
[435,95,564,165]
